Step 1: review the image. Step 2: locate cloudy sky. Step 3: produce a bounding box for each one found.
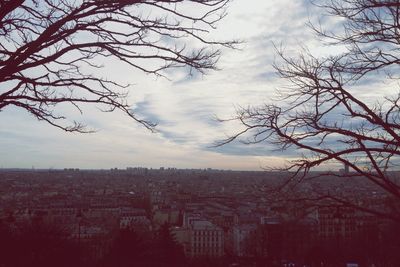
[0,0,344,170]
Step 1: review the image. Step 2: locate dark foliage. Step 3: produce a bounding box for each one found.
[0,220,80,267]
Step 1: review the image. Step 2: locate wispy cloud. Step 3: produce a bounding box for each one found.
[0,0,367,170]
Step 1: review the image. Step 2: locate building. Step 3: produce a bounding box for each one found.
[189,220,224,257]
[233,224,257,256]
[174,218,224,258]
[119,207,150,231]
[318,206,356,240]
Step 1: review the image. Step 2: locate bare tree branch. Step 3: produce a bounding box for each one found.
[0,0,238,132]
[220,0,400,222]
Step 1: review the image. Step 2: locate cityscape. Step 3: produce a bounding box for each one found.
[1,0,400,267]
[0,168,399,266]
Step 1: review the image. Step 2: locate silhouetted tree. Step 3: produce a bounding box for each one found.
[220,0,400,222]
[101,224,185,267]
[0,218,17,267]
[152,222,185,267]
[0,0,236,132]
[101,228,148,267]
[0,220,80,267]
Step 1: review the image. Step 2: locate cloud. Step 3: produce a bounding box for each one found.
[131,98,167,126]
[0,0,369,170]
[172,67,204,85]
[209,140,299,158]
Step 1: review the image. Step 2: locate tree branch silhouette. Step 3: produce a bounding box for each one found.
[218,0,400,221]
[0,0,237,132]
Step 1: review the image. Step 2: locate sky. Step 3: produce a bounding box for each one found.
[0,0,371,170]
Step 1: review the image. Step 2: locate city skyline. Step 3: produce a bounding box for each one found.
[2,2,400,266]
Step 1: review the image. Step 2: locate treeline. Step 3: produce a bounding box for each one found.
[0,219,79,267]
[1,218,400,267]
[236,220,400,267]
[0,220,229,267]
[0,221,182,267]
